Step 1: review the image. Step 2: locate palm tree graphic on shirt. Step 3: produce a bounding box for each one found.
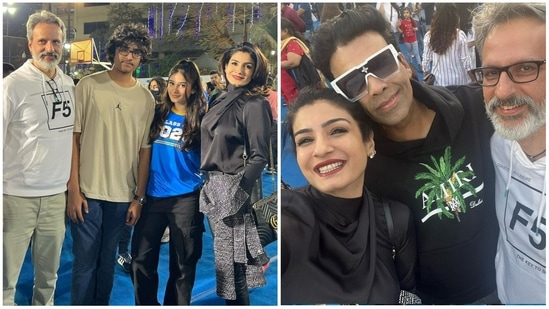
[414,146,478,222]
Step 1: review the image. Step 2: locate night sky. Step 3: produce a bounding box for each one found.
[3,3,44,38]
[3,3,43,67]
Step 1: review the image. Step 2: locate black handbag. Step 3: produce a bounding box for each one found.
[423,56,440,85]
[249,178,277,247]
[290,54,322,89]
[252,192,278,231]
[249,141,278,232]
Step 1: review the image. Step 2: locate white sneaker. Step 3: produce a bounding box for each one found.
[117,252,132,273]
[161,227,170,243]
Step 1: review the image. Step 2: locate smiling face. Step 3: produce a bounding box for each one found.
[330,32,415,127]
[224,51,254,88]
[167,72,194,108]
[293,100,374,198]
[481,17,546,141]
[28,22,63,75]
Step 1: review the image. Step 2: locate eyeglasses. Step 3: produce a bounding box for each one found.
[468,60,546,87]
[331,44,400,102]
[45,79,62,103]
[118,47,143,59]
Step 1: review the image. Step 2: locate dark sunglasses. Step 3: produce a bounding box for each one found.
[331,44,400,102]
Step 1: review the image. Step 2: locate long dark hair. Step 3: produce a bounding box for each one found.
[281,17,307,43]
[148,76,167,92]
[429,4,460,55]
[148,76,167,103]
[149,60,205,151]
[218,42,270,97]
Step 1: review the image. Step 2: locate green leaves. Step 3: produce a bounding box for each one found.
[414,146,478,221]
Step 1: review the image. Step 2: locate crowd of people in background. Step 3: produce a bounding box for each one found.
[280,2,485,106]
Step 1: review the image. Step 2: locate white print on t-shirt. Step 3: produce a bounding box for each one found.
[155,122,188,150]
[160,125,182,142]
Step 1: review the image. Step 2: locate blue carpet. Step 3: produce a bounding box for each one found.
[14,171,278,306]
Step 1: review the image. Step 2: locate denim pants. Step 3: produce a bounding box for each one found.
[404,41,422,68]
[70,199,129,305]
[118,224,133,255]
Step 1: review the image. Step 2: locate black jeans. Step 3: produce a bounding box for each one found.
[225,263,250,305]
[130,191,204,305]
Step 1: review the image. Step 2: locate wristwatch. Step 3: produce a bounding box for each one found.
[133,194,147,206]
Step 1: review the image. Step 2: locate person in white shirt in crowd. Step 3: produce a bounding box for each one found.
[377,3,402,47]
[456,3,480,69]
[422,3,472,86]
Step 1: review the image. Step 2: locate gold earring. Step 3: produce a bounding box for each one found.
[369,150,376,159]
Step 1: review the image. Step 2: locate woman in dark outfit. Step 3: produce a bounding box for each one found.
[199,42,273,305]
[281,87,418,304]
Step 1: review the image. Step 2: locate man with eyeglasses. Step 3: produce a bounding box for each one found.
[470,3,545,304]
[311,6,499,304]
[67,23,155,305]
[3,10,75,306]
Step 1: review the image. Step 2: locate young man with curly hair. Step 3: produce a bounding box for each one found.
[67,23,155,305]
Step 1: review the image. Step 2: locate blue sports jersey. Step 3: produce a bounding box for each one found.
[147,108,202,198]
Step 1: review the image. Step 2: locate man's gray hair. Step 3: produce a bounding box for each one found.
[472,3,545,56]
[26,10,67,43]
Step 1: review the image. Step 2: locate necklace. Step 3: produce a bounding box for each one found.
[525,149,546,162]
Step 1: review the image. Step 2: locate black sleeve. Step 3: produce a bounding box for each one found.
[240,96,273,193]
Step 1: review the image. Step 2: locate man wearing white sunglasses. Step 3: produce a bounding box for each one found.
[311,6,499,305]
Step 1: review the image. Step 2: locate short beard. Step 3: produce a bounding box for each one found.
[485,96,546,141]
[32,51,61,72]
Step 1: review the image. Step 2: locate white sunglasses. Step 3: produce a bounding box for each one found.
[331,44,400,102]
